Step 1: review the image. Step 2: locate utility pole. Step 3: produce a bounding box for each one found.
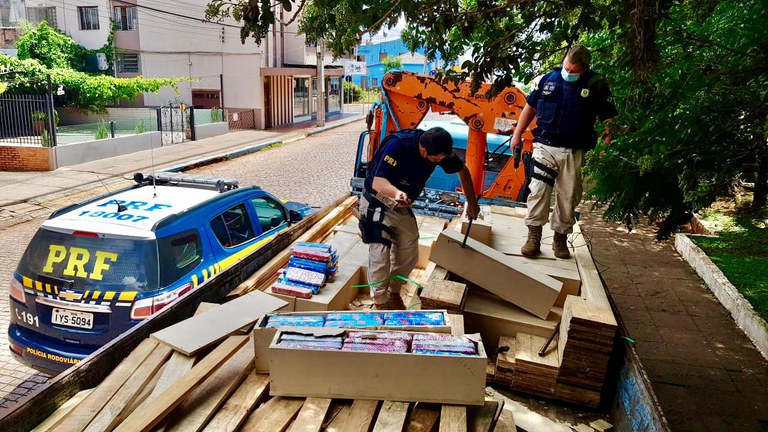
[316,40,326,127]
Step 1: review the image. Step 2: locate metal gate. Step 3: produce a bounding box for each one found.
[157,103,193,145]
[0,92,58,147]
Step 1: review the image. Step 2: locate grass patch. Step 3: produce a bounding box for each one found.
[692,209,768,322]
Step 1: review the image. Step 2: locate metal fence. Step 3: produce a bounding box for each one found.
[0,92,58,147]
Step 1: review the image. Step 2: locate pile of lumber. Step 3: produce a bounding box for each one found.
[424,206,617,408]
[32,298,507,432]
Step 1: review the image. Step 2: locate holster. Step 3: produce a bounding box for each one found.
[359,205,394,247]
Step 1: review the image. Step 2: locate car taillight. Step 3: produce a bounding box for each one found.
[10,279,25,303]
[9,341,23,356]
[130,283,193,320]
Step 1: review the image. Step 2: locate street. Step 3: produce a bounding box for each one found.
[0,121,363,412]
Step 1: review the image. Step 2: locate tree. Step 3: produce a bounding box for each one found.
[381,56,402,73]
[16,21,89,70]
[0,56,185,112]
[205,0,768,236]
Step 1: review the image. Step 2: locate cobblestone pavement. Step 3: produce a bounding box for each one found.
[0,120,363,415]
[0,219,50,412]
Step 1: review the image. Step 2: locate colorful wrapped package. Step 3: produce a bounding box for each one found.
[266,314,325,327]
[383,312,445,326]
[277,272,321,293]
[411,334,477,355]
[271,282,313,299]
[285,267,326,287]
[324,320,379,328]
[280,334,343,344]
[291,246,333,262]
[278,340,342,350]
[342,342,409,353]
[347,331,414,344]
[412,350,476,356]
[327,312,385,322]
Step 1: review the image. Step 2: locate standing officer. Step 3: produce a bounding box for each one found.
[510,45,617,259]
[359,127,481,310]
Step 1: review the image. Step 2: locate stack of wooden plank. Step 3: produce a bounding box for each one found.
[419,278,467,313]
[492,336,516,387]
[31,297,508,432]
[509,333,559,399]
[555,296,616,407]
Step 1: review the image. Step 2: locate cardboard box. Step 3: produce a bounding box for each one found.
[268,328,487,405]
[268,262,363,312]
[252,309,453,373]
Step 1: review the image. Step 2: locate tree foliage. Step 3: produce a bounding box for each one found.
[0,56,185,112]
[381,56,402,73]
[2,22,185,112]
[207,0,768,236]
[16,21,90,70]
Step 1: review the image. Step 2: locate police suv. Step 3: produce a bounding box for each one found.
[8,172,311,374]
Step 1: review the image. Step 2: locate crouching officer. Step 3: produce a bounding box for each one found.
[359,127,481,310]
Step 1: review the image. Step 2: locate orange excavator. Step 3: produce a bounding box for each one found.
[352,71,536,216]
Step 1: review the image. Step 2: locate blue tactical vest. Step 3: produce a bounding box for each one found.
[532,67,610,150]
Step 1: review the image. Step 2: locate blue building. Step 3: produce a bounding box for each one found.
[351,39,441,89]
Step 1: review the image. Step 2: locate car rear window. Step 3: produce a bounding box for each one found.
[16,228,160,292]
[157,231,202,287]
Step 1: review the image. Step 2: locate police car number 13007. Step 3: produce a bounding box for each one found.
[52,308,93,329]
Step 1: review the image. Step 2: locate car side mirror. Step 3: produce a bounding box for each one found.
[288,209,302,223]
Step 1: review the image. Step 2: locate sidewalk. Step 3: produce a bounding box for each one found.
[580,207,768,431]
[0,114,364,229]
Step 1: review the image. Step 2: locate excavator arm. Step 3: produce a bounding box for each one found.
[369,71,536,201]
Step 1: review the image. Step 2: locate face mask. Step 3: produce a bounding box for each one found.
[561,67,581,82]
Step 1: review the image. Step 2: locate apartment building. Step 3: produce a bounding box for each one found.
[0,0,349,129]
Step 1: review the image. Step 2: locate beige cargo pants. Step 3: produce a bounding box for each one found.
[524,142,585,234]
[359,196,419,305]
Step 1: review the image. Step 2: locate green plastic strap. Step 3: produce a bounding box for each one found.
[352,275,424,290]
[621,336,636,345]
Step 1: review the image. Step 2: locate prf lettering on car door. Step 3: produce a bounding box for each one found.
[42,245,119,281]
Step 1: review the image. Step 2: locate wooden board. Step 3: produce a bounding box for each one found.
[240,397,304,432]
[114,335,249,432]
[165,342,255,431]
[151,291,286,355]
[405,403,440,432]
[324,401,353,432]
[287,397,332,432]
[571,223,611,309]
[449,313,465,336]
[420,280,467,312]
[32,389,93,432]
[430,230,562,319]
[373,401,409,432]
[84,343,173,432]
[51,338,159,431]
[439,405,468,432]
[468,400,503,432]
[342,400,380,432]
[202,373,270,432]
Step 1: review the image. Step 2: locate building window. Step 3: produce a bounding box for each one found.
[26,7,58,27]
[372,77,379,87]
[113,6,137,30]
[117,52,139,73]
[379,52,387,61]
[78,6,100,30]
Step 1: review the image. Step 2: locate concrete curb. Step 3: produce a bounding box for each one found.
[675,233,768,360]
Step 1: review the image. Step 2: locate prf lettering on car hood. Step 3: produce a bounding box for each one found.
[42,245,119,281]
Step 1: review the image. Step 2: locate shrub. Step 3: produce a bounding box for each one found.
[95,120,110,140]
[134,119,147,134]
[343,81,362,102]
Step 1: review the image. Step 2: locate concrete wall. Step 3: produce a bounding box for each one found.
[0,145,55,171]
[194,122,228,140]
[55,131,162,167]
